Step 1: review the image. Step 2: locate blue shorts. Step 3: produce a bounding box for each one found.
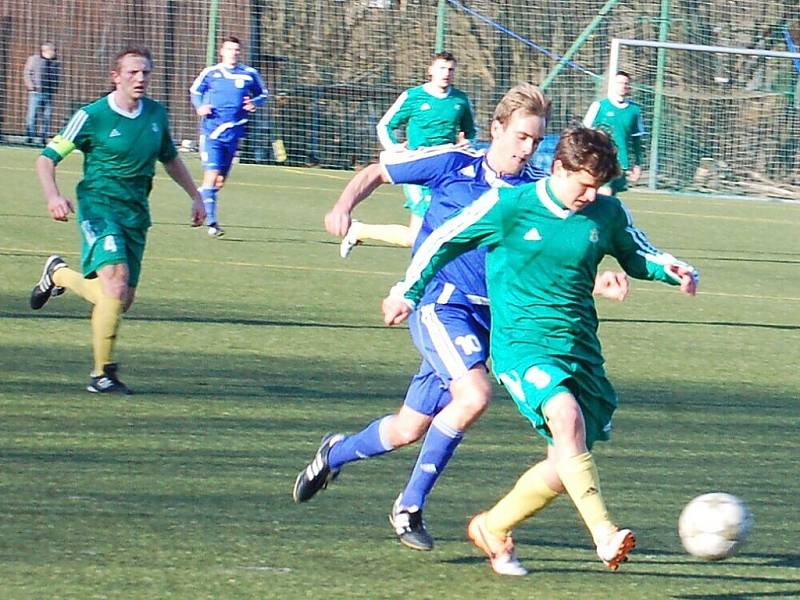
[200,135,241,177]
[403,301,490,416]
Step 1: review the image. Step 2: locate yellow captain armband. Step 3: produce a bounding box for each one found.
[45,135,76,159]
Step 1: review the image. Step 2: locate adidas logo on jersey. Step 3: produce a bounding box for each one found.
[523,227,542,241]
[109,129,121,138]
[420,103,431,111]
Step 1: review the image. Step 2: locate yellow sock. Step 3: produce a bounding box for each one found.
[354,223,411,247]
[53,268,102,305]
[485,461,561,537]
[91,294,124,375]
[556,452,616,543]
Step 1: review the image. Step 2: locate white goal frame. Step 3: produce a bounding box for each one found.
[607,38,800,192]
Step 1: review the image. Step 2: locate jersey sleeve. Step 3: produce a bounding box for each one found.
[631,106,646,165]
[41,108,92,164]
[189,68,211,110]
[158,111,179,163]
[377,91,412,149]
[583,101,600,127]
[461,96,477,142]
[381,145,460,186]
[392,188,506,306]
[247,67,269,106]
[608,199,697,286]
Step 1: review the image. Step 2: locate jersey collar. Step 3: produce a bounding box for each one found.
[481,158,515,189]
[608,96,630,109]
[107,93,143,119]
[422,81,451,98]
[539,178,570,219]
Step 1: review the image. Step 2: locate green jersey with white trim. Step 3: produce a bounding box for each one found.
[377,84,476,150]
[42,93,178,229]
[395,177,695,375]
[583,98,645,170]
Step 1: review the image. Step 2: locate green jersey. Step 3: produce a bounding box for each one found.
[377,83,476,150]
[42,93,178,229]
[396,177,693,375]
[583,98,645,170]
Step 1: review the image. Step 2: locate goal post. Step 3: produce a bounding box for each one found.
[608,38,800,198]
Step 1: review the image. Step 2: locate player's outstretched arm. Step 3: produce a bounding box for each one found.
[163,157,205,226]
[593,270,630,302]
[35,155,74,222]
[324,163,390,237]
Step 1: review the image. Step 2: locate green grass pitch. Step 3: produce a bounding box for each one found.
[0,146,798,598]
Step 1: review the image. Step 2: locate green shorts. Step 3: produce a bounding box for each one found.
[402,184,433,218]
[79,217,147,288]
[496,360,617,449]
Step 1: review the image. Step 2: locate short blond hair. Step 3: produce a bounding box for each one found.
[492,83,552,126]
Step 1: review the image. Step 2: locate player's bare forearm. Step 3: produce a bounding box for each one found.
[163,157,205,225]
[325,163,389,236]
[35,155,73,222]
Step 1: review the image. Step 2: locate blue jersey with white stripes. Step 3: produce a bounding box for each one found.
[189,63,268,142]
[381,144,546,303]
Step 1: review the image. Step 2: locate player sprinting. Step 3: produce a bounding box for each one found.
[293,85,629,552]
[382,126,698,575]
[30,46,205,394]
[583,70,646,195]
[338,51,476,257]
[190,35,268,237]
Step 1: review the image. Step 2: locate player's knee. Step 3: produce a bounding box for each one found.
[215,175,226,189]
[389,418,428,447]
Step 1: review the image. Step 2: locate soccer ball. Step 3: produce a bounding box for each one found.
[678,492,752,560]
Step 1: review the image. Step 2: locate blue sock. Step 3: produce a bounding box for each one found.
[400,417,463,510]
[327,415,394,470]
[201,186,218,225]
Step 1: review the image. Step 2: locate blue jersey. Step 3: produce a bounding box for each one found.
[381,144,546,303]
[189,63,268,142]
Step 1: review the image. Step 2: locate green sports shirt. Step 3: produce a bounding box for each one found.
[583,97,645,170]
[394,177,696,376]
[377,84,476,150]
[42,93,178,230]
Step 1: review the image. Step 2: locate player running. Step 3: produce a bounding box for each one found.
[382,126,698,575]
[339,52,476,256]
[30,46,204,394]
[190,35,268,237]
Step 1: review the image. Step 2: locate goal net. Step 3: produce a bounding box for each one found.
[609,38,800,199]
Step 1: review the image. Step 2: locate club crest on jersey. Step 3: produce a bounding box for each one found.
[589,228,600,243]
[235,78,245,88]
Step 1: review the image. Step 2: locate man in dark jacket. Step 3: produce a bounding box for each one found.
[24,42,61,145]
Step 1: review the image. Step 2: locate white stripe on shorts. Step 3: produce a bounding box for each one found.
[420,303,468,380]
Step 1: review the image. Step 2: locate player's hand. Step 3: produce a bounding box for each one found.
[243,96,256,112]
[593,270,630,302]
[382,296,412,326]
[668,264,698,296]
[629,165,642,182]
[196,104,213,117]
[324,207,352,237]
[47,194,74,222]
[190,198,205,227]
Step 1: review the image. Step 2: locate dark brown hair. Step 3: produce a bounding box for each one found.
[554,127,621,183]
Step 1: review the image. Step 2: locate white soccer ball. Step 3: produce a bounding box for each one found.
[678,492,752,561]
